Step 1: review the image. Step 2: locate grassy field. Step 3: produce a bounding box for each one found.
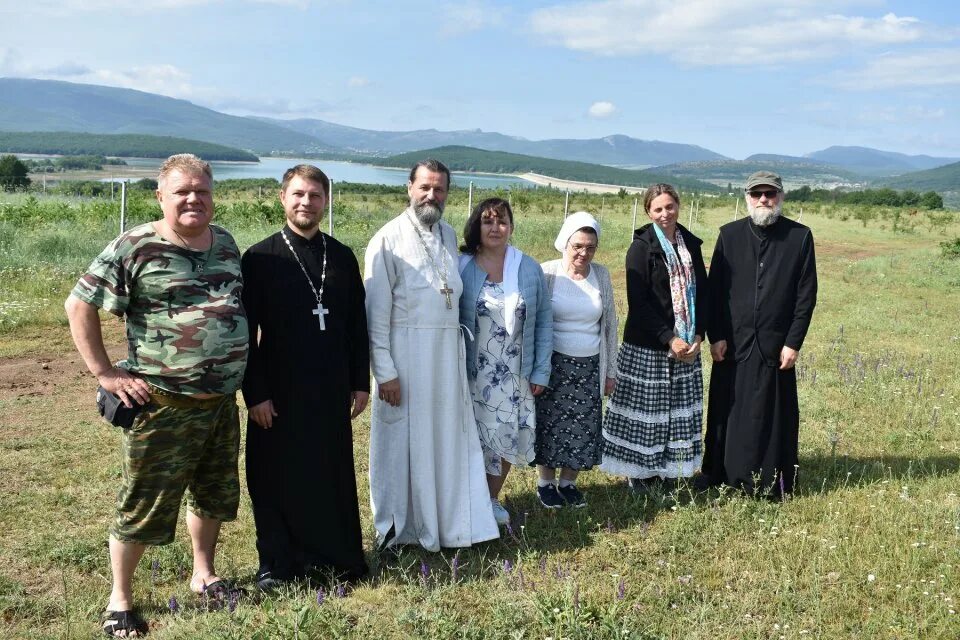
[0,186,958,639]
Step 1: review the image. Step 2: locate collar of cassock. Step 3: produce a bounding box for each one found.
[286,228,326,252]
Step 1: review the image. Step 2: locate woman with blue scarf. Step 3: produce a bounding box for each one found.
[600,183,709,490]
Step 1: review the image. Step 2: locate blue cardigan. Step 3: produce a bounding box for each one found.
[459,252,553,387]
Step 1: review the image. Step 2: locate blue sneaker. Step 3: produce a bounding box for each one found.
[557,483,587,507]
[537,483,565,509]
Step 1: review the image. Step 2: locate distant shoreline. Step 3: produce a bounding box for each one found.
[517,172,646,195]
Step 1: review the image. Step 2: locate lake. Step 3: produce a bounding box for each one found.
[120,157,534,189]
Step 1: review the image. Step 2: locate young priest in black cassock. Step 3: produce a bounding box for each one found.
[702,171,817,499]
[241,165,370,588]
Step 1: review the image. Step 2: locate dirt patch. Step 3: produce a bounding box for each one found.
[0,346,124,402]
[815,240,890,260]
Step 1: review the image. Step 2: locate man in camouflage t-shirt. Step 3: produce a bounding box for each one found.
[65,154,248,637]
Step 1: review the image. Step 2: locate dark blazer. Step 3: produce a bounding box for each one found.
[707,216,817,366]
[622,223,709,350]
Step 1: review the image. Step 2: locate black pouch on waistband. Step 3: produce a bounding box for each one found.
[96,385,144,429]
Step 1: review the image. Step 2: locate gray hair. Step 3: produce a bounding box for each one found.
[158,154,212,188]
[408,158,451,189]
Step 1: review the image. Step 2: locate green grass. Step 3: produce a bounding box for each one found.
[0,189,957,638]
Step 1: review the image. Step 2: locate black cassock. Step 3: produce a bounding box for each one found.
[241,229,370,580]
[704,216,817,497]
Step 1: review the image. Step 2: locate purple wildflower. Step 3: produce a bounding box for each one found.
[539,556,547,575]
[503,559,513,574]
[228,591,238,613]
[506,523,514,539]
[606,518,614,533]
[335,583,346,598]
[451,551,460,582]
[316,588,326,605]
[573,584,580,614]
[420,560,431,583]
[151,559,159,583]
[617,578,626,600]
[168,596,179,614]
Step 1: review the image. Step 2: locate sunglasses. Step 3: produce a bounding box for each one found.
[746,189,780,199]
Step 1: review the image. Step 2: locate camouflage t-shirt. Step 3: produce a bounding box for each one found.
[71,222,249,395]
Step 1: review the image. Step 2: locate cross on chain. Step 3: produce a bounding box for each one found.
[439,282,454,309]
[312,302,329,329]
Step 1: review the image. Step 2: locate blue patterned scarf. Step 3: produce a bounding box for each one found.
[651,225,696,344]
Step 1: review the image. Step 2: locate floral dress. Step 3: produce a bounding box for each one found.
[471,280,536,475]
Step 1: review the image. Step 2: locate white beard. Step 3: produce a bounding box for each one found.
[413,201,443,226]
[748,201,782,227]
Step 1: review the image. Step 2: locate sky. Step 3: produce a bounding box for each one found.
[1,0,958,160]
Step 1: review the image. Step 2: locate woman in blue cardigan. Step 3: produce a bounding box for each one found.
[459,198,553,527]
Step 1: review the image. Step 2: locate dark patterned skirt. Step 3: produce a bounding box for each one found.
[533,351,602,470]
[600,343,703,479]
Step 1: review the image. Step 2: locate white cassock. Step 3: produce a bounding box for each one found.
[364,209,499,551]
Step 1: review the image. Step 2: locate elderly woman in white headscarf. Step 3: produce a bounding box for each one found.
[533,211,618,509]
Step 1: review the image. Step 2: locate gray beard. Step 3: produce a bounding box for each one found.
[413,201,443,226]
[749,202,781,227]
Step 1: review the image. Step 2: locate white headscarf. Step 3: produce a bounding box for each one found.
[554,211,601,252]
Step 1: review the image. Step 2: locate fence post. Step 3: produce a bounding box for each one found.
[734,198,739,221]
[328,178,334,236]
[468,181,473,215]
[564,190,570,217]
[632,198,638,230]
[120,181,128,233]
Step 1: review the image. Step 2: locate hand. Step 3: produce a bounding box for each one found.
[249,399,278,429]
[378,378,401,407]
[350,391,370,418]
[97,367,150,408]
[530,383,545,397]
[779,346,799,370]
[669,337,690,360]
[680,336,702,363]
[710,340,727,362]
[603,377,616,396]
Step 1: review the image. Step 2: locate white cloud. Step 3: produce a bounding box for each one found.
[827,48,960,89]
[348,76,369,88]
[529,1,937,66]
[588,101,617,118]
[855,105,946,124]
[441,1,505,37]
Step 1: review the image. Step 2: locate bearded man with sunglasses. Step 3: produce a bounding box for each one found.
[700,171,818,499]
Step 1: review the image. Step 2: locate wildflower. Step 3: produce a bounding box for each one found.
[228,591,238,613]
[868,574,876,582]
[420,560,431,583]
[539,556,547,575]
[573,584,580,613]
[503,559,513,574]
[606,518,614,533]
[316,588,325,605]
[151,559,159,583]
[617,578,626,600]
[168,596,179,614]
[335,583,346,598]
[451,551,461,582]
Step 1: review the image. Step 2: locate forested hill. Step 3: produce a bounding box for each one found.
[0,78,334,155]
[0,131,258,162]
[878,161,960,192]
[380,146,721,192]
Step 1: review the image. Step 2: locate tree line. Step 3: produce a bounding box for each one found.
[786,185,943,209]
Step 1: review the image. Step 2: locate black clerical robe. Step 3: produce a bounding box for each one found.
[241,228,370,580]
[703,216,817,497]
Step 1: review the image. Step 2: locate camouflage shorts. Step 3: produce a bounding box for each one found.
[111,391,241,546]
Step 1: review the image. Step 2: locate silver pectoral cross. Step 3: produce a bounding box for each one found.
[440,281,454,309]
[312,302,329,330]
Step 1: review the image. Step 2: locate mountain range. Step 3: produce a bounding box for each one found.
[1,78,958,189]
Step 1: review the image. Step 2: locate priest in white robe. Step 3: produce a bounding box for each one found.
[364,159,499,551]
